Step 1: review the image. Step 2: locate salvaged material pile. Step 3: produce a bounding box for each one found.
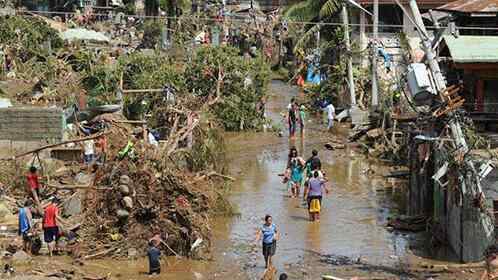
[75,112,231,259]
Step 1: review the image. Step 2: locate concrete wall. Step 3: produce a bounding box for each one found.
[0,107,63,142]
[432,150,495,262]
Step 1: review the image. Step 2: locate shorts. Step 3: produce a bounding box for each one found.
[22,231,31,242]
[84,154,95,164]
[262,240,276,258]
[307,195,322,210]
[43,227,59,243]
[289,121,296,135]
[30,187,40,199]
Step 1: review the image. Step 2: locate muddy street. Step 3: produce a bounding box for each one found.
[207,81,412,279]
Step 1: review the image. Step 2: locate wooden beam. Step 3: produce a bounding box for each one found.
[1,132,110,161]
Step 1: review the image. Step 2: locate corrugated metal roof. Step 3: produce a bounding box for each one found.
[436,0,498,13]
[443,35,498,63]
[358,0,451,6]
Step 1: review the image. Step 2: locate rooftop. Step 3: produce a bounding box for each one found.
[436,0,498,14]
[441,35,498,63]
[358,0,452,6]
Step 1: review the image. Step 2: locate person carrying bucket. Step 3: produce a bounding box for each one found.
[303,171,329,222]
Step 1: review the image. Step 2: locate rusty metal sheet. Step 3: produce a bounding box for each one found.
[436,0,498,13]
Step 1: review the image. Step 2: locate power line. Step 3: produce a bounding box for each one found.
[16,9,498,31]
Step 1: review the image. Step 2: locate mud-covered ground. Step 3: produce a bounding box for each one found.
[2,81,485,280]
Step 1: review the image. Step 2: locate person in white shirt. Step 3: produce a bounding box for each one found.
[83,139,95,165]
[325,103,335,131]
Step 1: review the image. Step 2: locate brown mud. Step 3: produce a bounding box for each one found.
[3,81,484,280]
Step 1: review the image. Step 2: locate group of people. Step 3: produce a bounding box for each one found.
[286,98,336,139]
[18,181,68,257]
[285,147,329,221]
[286,98,306,139]
[255,148,330,270]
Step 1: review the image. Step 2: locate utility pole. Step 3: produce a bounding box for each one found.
[371,0,379,108]
[407,0,476,193]
[342,5,356,107]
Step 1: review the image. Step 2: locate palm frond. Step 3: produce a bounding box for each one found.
[294,24,322,52]
[319,0,342,19]
[284,0,323,22]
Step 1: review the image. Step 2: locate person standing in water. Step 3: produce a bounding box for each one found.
[287,101,298,139]
[255,215,279,268]
[303,171,329,222]
[305,149,322,179]
[325,102,335,131]
[299,105,306,138]
[286,147,305,198]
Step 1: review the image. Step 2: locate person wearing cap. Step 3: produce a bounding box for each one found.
[43,197,62,256]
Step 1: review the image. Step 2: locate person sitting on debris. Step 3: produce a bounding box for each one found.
[26,166,42,206]
[147,237,162,275]
[43,197,62,257]
[18,199,33,254]
[255,215,279,269]
[482,245,498,280]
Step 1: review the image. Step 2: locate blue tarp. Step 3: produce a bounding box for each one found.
[306,62,321,85]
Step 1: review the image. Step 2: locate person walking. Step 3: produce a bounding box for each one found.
[26,166,42,211]
[43,197,62,257]
[305,149,322,179]
[299,105,306,138]
[18,199,33,253]
[303,171,329,222]
[147,237,162,275]
[255,215,279,269]
[287,100,298,139]
[286,147,305,198]
[325,102,335,131]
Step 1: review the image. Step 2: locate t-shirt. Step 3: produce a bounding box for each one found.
[308,177,325,196]
[27,173,40,190]
[43,204,58,228]
[261,223,277,244]
[147,246,161,270]
[299,110,305,123]
[18,207,31,235]
[326,104,335,120]
[307,156,321,171]
[84,140,95,155]
[96,137,107,152]
[288,107,297,123]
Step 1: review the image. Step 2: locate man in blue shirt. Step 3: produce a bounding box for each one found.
[147,238,161,275]
[18,199,33,254]
[255,215,279,268]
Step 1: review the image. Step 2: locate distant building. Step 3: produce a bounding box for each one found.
[435,0,498,36]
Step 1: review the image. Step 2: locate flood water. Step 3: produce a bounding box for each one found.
[66,81,413,279]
